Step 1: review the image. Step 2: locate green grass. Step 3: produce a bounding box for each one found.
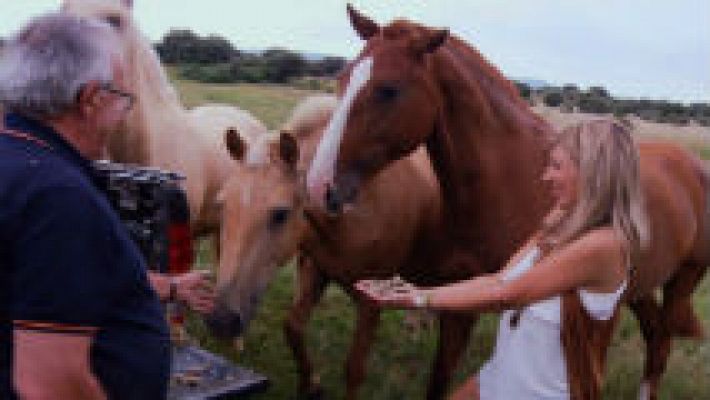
[179,81,710,399]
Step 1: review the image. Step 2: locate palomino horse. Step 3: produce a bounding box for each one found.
[211,95,445,399]
[62,0,267,237]
[306,6,710,400]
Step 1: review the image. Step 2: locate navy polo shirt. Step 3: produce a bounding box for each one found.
[0,113,170,399]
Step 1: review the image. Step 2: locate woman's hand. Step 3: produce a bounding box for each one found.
[355,278,430,310]
[172,271,216,314]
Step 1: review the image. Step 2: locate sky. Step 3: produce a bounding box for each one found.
[1,0,708,103]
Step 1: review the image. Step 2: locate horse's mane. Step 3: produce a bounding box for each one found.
[282,95,338,139]
[439,33,550,136]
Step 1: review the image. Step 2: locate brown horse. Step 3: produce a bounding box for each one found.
[306,6,710,400]
[210,95,443,399]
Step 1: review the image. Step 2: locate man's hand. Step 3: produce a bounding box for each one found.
[14,329,106,400]
[172,271,216,314]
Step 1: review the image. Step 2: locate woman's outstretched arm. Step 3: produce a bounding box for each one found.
[356,229,624,312]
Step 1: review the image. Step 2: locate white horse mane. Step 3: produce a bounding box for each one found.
[63,0,186,162]
[282,95,338,139]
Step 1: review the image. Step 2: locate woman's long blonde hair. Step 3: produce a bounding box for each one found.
[541,119,650,261]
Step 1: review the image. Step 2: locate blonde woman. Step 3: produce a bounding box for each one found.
[357,119,649,400]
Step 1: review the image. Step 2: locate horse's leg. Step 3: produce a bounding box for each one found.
[448,376,479,400]
[284,254,329,399]
[344,301,381,400]
[212,232,221,262]
[662,261,707,339]
[629,295,671,400]
[427,312,477,400]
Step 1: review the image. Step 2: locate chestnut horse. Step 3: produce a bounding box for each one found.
[306,6,710,400]
[62,0,268,237]
[210,95,444,399]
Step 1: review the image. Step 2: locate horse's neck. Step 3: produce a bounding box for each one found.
[108,31,189,165]
[427,42,551,263]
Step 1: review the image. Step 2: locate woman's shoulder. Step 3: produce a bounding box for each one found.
[575,227,625,255]
[569,227,628,290]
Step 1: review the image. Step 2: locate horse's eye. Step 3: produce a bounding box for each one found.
[104,15,123,29]
[268,207,291,229]
[374,85,399,103]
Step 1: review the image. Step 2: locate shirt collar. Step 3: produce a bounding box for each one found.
[4,112,95,176]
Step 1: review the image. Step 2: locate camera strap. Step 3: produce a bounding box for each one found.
[0,128,53,151]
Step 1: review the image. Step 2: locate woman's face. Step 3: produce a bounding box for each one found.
[542,145,579,209]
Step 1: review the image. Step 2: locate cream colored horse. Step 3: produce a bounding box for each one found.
[62,0,267,237]
[212,96,443,399]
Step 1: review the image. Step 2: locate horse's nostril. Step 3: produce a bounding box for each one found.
[325,185,342,214]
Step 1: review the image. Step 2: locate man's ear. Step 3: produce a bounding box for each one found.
[76,81,102,116]
[225,127,246,161]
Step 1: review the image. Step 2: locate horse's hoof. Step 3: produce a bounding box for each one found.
[307,387,325,400]
[296,386,325,400]
[638,381,654,400]
[296,382,325,400]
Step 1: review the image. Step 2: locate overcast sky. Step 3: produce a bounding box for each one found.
[1,0,708,103]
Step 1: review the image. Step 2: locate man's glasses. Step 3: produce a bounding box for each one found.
[97,83,135,111]
[77,82,135,111]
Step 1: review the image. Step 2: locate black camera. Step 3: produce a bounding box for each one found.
[92,160,191,273]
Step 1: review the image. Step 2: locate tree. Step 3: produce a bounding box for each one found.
[262,48,306,83]
[588,86,610,98]
[578,97,613,114]
[514,81,532,99]
[155,29,236,64]
[543,91,564,107]
[307,56,347,77]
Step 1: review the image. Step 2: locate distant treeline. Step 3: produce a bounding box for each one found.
[2,31,706,126]
[515,83,710,127]
[155,29,345,87]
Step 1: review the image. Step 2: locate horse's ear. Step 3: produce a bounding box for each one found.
[347,4,379,40]
[225,127,246,161]
[277,130,299,169]
[122,0,134,9]
[410,28,448,57]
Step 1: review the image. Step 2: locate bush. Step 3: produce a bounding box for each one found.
[262,48,307,84]
[514,82,532,99]
[157,30,236,64]
[578,97,613,114]
[179,64,234,83]
[307,56,347,77]
[543,91,564,107]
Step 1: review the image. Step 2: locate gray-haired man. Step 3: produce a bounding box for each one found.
[0,14,169,400]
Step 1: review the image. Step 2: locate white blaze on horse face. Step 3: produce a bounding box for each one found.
[306,56,374,207]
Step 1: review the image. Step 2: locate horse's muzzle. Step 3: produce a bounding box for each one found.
[204,308,244,339]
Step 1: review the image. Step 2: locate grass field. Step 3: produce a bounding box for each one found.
[174,80,710,399]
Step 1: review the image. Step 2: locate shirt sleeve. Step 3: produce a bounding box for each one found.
[10,183,131,333]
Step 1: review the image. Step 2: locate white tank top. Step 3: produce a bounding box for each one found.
[478,247,626,400]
